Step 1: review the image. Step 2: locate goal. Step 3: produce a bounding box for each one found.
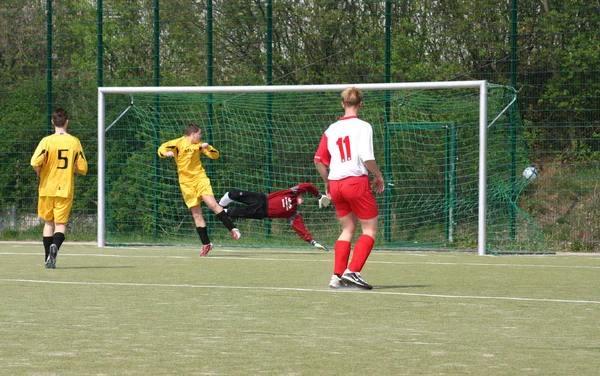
[97,82,543,254]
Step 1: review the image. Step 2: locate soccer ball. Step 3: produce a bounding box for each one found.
[522,166,538,181]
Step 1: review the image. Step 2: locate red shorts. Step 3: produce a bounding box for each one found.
[329,175,378,220]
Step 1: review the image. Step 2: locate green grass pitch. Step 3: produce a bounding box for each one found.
[1,242,599,375]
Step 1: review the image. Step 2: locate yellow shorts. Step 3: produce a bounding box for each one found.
[38,196,73,223]
[180,178,214,208]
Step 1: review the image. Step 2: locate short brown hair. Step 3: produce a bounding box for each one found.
[52,108,68,127]
[184,123,200,136]
[341,87,363,107]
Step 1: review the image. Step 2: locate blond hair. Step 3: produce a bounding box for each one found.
[341,87,363,107]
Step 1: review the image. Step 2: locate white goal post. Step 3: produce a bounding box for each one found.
[97,81,489,255]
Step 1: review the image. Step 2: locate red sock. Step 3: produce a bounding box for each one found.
[348,234,374,272]
[334,240,351,276]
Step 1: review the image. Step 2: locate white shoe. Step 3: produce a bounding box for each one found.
[329,275,351,289]
[45,244,58,269]
[231,228,241,240]
[341,270,373,290]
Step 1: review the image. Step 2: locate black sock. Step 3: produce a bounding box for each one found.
[196,226,210,245]
[52,232,65,251]
[43,236,53,261]
[216,211,236,231]
[228,189,242,200]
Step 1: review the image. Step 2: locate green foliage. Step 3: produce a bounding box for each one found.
[0,80,46,213]
[519,1,600,162]
[2,0,600,252]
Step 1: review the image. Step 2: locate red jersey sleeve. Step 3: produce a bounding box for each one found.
[292,182,320,198]
[289,213,313,243]
[313,134,330,167]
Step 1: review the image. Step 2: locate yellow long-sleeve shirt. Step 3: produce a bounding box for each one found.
[157,136,219,184]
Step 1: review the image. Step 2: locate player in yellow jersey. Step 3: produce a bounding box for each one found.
[31,108,88,269]
[158,124,241,256]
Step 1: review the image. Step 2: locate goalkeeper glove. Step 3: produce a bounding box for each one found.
[311,240,330,251]
[318,194,331,208]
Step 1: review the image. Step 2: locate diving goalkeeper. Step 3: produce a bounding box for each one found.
[218,182,332,251]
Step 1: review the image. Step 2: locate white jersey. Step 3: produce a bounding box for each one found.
[318,116,375,180]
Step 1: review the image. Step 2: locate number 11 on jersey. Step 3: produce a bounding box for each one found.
[336,136,351,162]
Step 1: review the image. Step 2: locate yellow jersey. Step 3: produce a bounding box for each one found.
[157,136,220,184]
[30,133,88,199]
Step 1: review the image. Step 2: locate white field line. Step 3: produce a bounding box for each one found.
[2,251,600,269]
[1,278,599,305]
[0,252,191,259]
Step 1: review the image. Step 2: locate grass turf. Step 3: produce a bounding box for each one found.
[1,242,599,375]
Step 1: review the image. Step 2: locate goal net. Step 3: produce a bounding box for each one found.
[98,82,545,254]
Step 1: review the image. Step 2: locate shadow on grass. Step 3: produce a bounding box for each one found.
[373,284,431,290]
[213,251,328,257]
[54,266,136,270]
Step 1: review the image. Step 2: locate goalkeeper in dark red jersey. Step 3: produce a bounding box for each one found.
[218,182,331,251]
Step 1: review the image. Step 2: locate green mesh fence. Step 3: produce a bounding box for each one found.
[2,1,599,252]
[101,84,542,252]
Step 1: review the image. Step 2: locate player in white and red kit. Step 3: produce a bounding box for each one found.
[314,87,384,289]
[218,182,331,251]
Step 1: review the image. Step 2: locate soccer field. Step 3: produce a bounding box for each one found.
[1,242,599,375]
